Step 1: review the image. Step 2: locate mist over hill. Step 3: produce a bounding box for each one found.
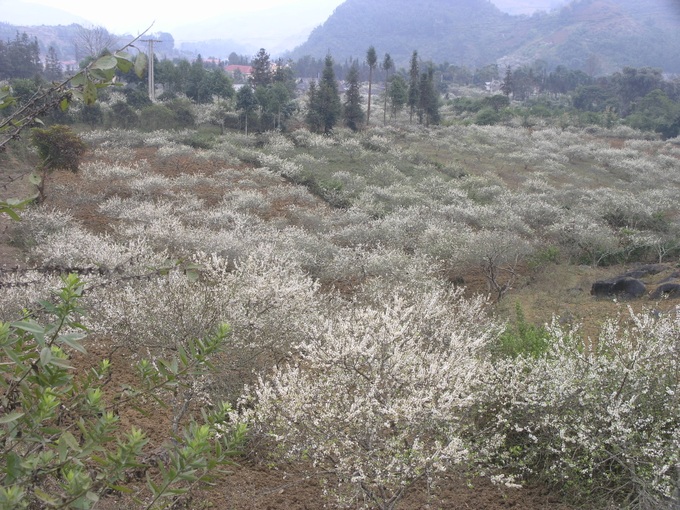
[288,0,680,73]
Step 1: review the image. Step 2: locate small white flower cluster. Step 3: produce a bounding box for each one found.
[289,129,337,149]
[80,160,146,180]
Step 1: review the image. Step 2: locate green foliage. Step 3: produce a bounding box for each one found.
[179,130,217,150]
[236,85,258,135]
[408,51,419,121]
[31,124,86,172]
[139,104,184,131]
[0,274,245,509]
[9,78,43,105]
[124,84,152,109]
[493,303,551,359]
[79,103,103,128]
[474,107,502,126]
[307,55,342,134]
[109,101,139,129]
[417,66,440,126]
[0,33,143,156]
[343,63,364,131]
[388,74,408,118]
[251,48,272,88]
[626,89,680,139]
[0,32,42,80]
[528,246,560,270]
[365,46,377,125]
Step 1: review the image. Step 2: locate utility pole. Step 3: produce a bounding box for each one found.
[141,39,161,100]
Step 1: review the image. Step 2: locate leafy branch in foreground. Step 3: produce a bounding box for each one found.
[0,27,152,219]
[0,27,150,152]
[0,274,245,509]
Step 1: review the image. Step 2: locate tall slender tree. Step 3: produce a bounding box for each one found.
[305,80,322,132]
[408,50,420,123]
[44,46,63,81]
[388,74,408,120]
[308,55,342,134]
[382,53,393,126]
[418,66,440,126]
[501,66,513,97]
[236,84,258,135]
[343,63,364,131]
[365,46,377,125]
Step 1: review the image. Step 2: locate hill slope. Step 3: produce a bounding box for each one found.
[289,0,680,72]
[289,0,518,67]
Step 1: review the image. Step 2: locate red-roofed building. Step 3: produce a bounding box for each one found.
[225,65,253,78]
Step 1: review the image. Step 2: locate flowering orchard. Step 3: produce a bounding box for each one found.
[2,119,680,508]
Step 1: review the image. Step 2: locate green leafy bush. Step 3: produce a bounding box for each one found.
[474,107,502,126]
[0,274,245,509]
[140,104,177,131]
[109,102,138,129]
[493,303,551,359]
[30,124,86,172]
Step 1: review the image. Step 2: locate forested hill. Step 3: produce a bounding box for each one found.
[288,0,680,73]
[288,0,517,68]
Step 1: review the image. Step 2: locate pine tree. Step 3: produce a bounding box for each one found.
[382,53,393,126]
[4,33,42,79]
[418,66,440,126]
[365,46,377,125]
[44,46,63,81]
[408,50,420,123]
[343,63,364,132]
[251,48,272,88]
[305,80,323,133]
[308,55,341,134]
[501,66,513,97]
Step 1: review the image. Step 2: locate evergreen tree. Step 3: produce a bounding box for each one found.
[382,53,393,125]
[186,55,207,102]
[1,33,42,79]
[269,81,294,130]
[155,59,179,95]
[305,80,323,133]
[365,46,377,125]
[389,74,408,120]
[251,48,272,88]
[308,55,341,134]
[343,63,364,131]
[273,59,295,92]
[418,66,440,126]
[501,66,513,97]
[408,50,420,123]
[44,46,63,81]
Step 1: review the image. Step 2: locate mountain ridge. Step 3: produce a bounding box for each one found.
[288,0,680,73]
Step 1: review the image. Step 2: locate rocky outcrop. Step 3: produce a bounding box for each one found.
[591,277,647,299]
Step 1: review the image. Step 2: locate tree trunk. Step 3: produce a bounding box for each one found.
[367,67,373,125]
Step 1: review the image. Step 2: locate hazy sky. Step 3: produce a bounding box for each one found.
[6,0,342,35]
[5,0,561,36]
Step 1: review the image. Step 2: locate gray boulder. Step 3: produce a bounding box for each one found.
[591,277,647,299]
[650,282,680,300]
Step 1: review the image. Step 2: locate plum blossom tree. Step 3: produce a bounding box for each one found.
[246,287,500,509]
